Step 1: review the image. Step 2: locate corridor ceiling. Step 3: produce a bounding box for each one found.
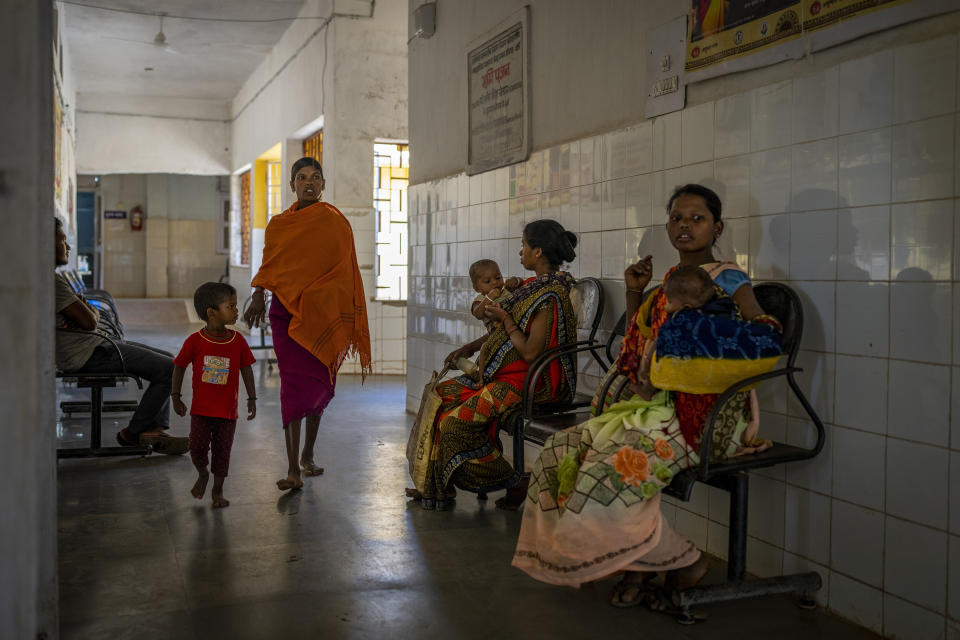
[63,0,311,100]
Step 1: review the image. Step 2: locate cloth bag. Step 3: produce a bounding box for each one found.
[406,364,450,493]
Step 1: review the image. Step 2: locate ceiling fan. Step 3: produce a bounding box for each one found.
[101,14,180,54]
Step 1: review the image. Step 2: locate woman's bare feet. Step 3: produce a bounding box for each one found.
[277,472,303,491]
[191,470,209,500]
[300,457,324,476]
[664,553,710,593]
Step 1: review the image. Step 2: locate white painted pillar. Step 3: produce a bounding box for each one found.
[0,2,58,638]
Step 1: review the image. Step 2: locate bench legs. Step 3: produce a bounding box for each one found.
[722,472,748,581]
[513,427,525,474]
[57,384,150,458]
[672,472,823,623]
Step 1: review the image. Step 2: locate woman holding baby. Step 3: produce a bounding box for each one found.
[512,184,779,608]
[408,219,580,511]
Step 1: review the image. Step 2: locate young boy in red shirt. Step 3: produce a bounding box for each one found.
[172,282,257,508]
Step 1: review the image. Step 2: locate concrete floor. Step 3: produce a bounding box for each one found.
[56,325,878,639]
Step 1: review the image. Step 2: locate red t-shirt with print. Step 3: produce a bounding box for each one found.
[173,329,256,420]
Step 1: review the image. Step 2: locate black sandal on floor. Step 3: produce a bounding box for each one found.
[609,576,651,609]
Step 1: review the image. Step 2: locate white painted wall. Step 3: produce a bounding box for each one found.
[407,3,960,638]
[1,3,58,638]
[230,0,335,167]
[56,12,79,258]
[407,0,680,183]
[98,173,227,297]
[76,93,230,175]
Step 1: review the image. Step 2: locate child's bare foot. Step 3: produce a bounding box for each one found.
[211,491,230,508]
[191,470,209,500]
[276,472,303,491]
[299,457,324,477]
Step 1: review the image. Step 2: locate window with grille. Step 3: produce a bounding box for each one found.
[233,170,251,267]
[216,195,230,255]
[267,161,283,217]
[373,142,409,301]
[303,130,323,164]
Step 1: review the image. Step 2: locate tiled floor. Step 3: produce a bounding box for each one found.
[56,325,878,639]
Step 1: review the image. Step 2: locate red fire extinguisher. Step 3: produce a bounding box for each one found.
[130,205,144,231]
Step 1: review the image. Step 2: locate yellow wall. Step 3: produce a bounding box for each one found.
[252,142,281,230]
[253,160,267,230]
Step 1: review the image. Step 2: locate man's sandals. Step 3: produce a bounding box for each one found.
[117,429,188,455]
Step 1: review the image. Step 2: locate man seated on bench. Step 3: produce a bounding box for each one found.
[55,218,188,455]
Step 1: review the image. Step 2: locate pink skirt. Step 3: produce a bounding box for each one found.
[269,297,336,427]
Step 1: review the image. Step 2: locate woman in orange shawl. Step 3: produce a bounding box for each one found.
[244,157,371,491]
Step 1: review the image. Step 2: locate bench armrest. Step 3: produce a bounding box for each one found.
[520,340,606,420]
[55,328,143,390]
[696,366,825,480]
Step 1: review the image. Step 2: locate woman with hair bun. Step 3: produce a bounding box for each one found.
[408,219,579,511]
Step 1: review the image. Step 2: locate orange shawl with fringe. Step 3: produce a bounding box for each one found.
[252,201,371,380]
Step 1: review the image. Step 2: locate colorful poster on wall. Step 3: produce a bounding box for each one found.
[466,7,530,176]
[804,0,914,31]
[685,0,951,81]
[686,0,802,75]
[53,90,63,213]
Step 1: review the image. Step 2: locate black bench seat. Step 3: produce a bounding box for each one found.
[503,282,826,623]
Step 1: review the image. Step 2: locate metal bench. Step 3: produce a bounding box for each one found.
[664,282,825,622]
[507,282,826,621]
[56,331,149,458]
[242,291,277,372]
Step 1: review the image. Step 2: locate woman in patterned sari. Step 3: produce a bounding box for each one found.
[512,184,779,607]
[408,220,579,511]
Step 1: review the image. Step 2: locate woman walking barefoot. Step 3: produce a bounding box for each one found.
[244,157,371,491]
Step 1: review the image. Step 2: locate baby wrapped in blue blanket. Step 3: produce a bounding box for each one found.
[649,266,783,394]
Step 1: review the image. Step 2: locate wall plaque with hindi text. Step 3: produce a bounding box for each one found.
[466,7,530,176]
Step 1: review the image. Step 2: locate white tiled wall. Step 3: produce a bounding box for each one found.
[408,33,960,637]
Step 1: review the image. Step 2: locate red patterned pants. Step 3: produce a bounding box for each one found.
[189,415,237,478]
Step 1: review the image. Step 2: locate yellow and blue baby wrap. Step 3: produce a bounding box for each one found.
[650,303,783,394]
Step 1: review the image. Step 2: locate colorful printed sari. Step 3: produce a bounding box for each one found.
[419,271,578,503]
[512,263,772,587]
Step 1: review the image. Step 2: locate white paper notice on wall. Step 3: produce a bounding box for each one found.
[645,16,687,118]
